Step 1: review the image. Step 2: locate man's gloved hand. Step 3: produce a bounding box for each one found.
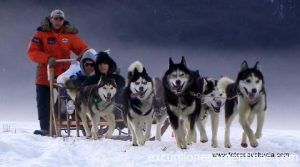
[48,57,56,67]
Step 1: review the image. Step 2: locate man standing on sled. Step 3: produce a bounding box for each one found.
[27,9,90,136]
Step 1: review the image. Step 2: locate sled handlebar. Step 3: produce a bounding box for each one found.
[47,58,77,81]
[55,58,77,63]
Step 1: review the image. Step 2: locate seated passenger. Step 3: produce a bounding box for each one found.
[57,48,97,87]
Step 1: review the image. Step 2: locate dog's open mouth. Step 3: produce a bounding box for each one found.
[171,82,185,92]
[244,87,256,101]
[211,104,221,113]
[103,95,112,103]
[131,89,148,98]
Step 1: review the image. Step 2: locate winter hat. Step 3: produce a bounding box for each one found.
[50,9,65,19]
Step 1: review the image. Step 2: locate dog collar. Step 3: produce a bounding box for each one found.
[94,97,102,105]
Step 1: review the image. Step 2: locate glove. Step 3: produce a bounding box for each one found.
[48,57,56,67]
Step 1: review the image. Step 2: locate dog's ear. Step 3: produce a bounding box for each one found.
[202,78,208,93]
[214,79,218,87]
[111,79,117,88]
[181,56,186,67]
[97,76,103,86]
[169,57,174,68]
[142,67,147,75]
[254,61,262,72]
[127,72,133,81]
[240,61,248,72]
[134,67,139,74]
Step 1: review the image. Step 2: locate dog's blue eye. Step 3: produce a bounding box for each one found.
[142,81,147,85]
[256,80,260,83]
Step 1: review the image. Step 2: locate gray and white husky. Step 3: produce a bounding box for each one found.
[66,77,117,139]
[197,77,226,148]
[218,61,267,148]
[124,61,154,146]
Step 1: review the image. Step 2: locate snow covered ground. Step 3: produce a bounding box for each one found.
[0,121,299,167]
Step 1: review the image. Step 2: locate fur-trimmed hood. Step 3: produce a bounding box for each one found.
[37,17,78,34]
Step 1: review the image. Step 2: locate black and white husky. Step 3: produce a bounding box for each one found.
[124,61,154,146]
[197,77,226,148]
[218,61,267,148]
[66,77,117,139]
[163,57,202,149]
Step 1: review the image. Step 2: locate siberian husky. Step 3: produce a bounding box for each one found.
[197,77,226,148]
[124,61,154,146]
[218,61,267,148]
[66,77,117,139]
[162,57,202,149]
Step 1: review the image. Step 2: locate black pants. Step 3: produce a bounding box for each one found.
[36,84,50,131]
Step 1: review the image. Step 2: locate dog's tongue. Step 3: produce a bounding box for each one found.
[106,98,112,103]
[214,108,220,113]
[131,92,140,98]
[171,85,180,91]
[212,104,221,113]
[248,93,255,101]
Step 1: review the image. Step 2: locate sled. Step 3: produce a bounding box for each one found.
[47,59,169,141]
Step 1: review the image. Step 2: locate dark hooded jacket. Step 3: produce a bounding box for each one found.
[82,52,125,90]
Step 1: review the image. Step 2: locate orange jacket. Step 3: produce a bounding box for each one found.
[27,17,88,86]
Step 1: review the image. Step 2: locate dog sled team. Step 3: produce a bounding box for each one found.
[59,52,267,149]
[27,9,267,149]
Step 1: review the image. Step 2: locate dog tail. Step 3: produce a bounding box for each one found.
[127,61,144,81]
[218,76,234,92]
[128,60,144,73]
[62,77,78,101]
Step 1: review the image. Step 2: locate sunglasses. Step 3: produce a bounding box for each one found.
[84,63,94,67]
[53,17,64,21]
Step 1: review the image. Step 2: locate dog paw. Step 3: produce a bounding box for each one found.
[250,140,258,148]
[180,145,187,149]
[177,142,187,149]
[200,139,208,143]
[139,140,146,146]
[241,142,248,148]
[85,132,92,138]
[224,143,232,148]
[145,134,151,141]
[104,134,112,139]
[211,142,218,148]
[200,136,208,143]
[255,132,262,139]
